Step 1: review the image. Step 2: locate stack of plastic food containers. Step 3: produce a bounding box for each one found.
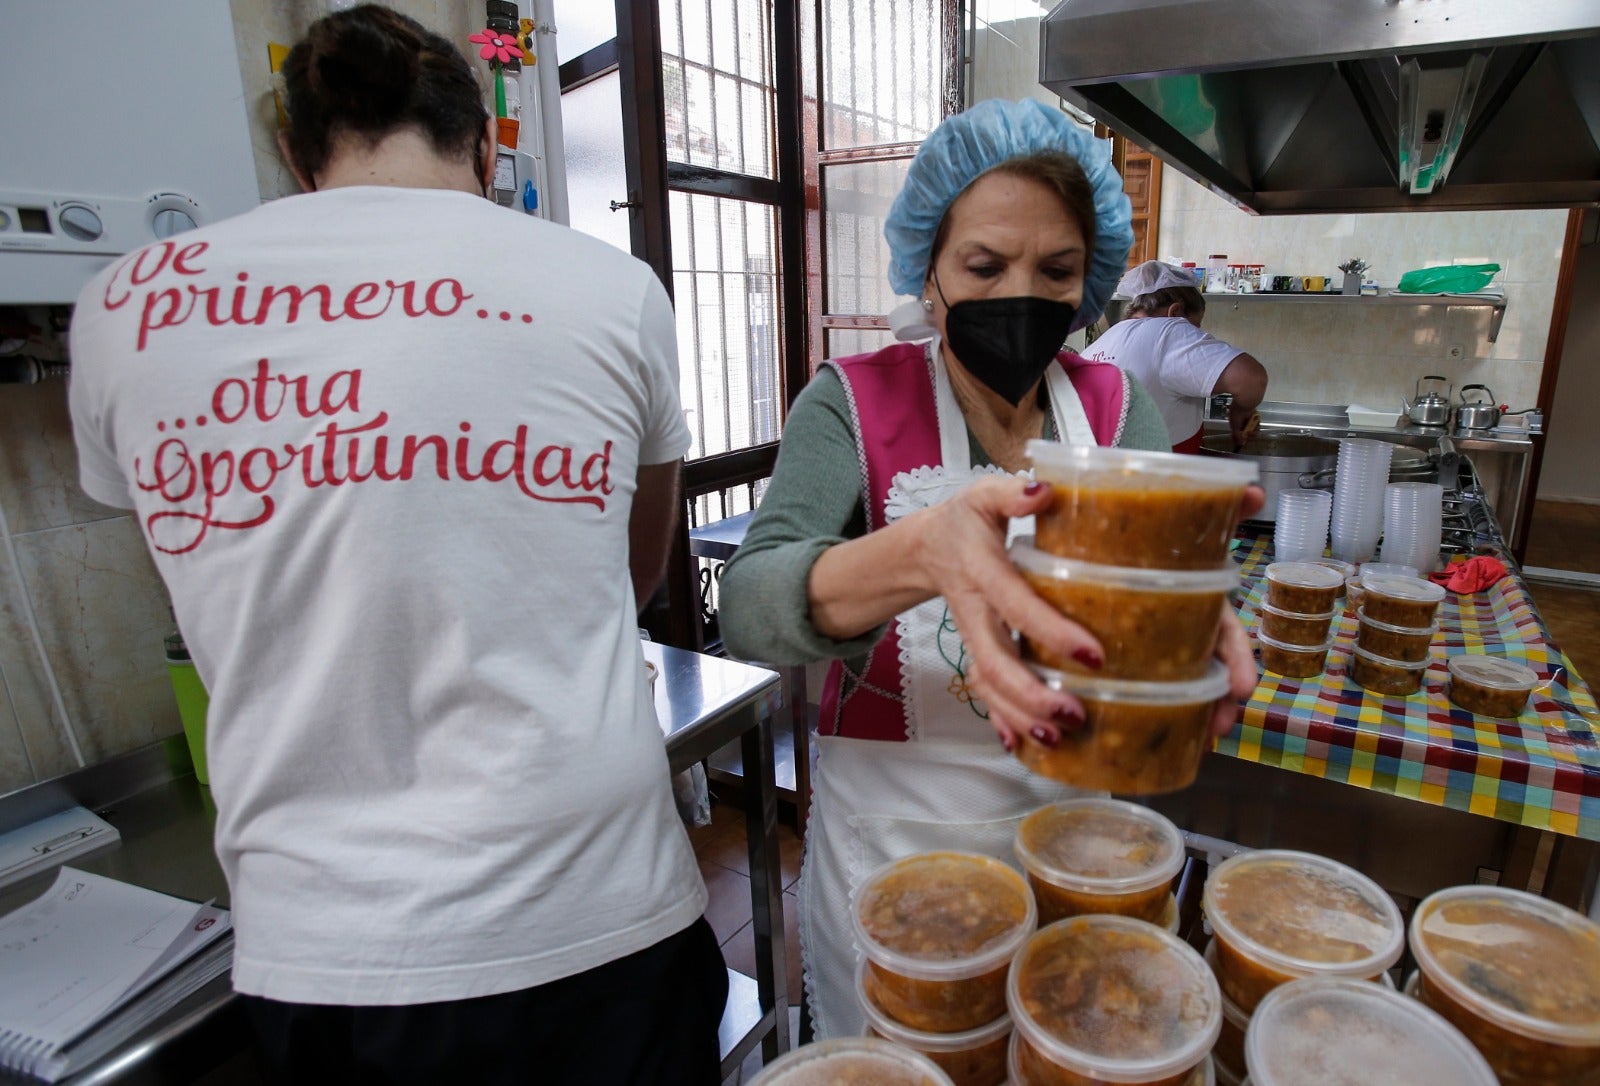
[852,853,1035,1086]
[1200,850,1406,1083]
[1013,799,1185,931]
[1351,573,1444,695]
[1014,442,1257,794]
[1255,562,1344,678]
[1008,915,1221,1086]
[1271,489,1332,563]
[1379,482,1444,573]
[1408,886,1600,1084]
[1329,440,1393,564]
[746,1037,955,1086]
[1243,978,1497,1086]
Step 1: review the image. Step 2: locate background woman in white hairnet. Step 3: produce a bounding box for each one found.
[1086,260,1269,451]
[719,100,1262,1037]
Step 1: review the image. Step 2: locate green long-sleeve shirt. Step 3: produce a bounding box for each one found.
[719,362,1171,667]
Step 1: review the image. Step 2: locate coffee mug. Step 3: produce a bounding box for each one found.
[1271,275,1295,292]
[1303,275,1328,292]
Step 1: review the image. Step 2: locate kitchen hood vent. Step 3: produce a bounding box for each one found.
[1040,0,1600,214]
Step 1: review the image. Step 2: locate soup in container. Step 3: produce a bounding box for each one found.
[1011,541,1237,681]
[1008,915,1221,1086]
[1013,798,1186,925]
[1018,663,1231,795]
[1255,630,1333,679]
[852,852,1036,1032]
[1359,573,1445,628]
[858,959,1011,1086]
[1027,441,1258,571]
[1410,885,1600,1084]
[1354,610,1435,663]
[1244,977,1497,1086]
[1256,601,1335,648]
[1201,850,1404,1013]
[746,1037,955,1086]
[1447,655,1539,718]
[1262,562,1343,615]
[1350,646,1428,696]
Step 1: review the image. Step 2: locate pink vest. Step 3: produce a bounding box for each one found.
[818,342,1129,741]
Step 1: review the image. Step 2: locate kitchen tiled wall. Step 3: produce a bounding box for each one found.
[0,2,494,794]
[1158,171,1568,415]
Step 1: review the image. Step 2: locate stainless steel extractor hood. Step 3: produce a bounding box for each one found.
[1040,0,1600,213]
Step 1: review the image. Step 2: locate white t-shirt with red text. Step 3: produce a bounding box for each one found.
[69,186,703,1005]
[1084,316,1241,447]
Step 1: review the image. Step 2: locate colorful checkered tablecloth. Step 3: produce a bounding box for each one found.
[1226,525,1600,841]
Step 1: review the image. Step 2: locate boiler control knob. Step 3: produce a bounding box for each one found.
[152,208,197,239]
[58,205,103,242]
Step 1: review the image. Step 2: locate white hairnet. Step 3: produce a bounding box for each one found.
[883,99,1132,333]
[1117,260,1201,298]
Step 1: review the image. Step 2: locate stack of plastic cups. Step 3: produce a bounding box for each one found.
[1330,440,1393,564]
[1379,482,1443,573]
[1272,489,1333,562]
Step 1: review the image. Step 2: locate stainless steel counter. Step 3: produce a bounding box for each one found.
[0,643,785,1084]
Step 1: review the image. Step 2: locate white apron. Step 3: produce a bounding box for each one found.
[799,343,1100,1038]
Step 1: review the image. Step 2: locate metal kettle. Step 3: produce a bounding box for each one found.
[1456,383,1502,430]
[1402,375,1453,426]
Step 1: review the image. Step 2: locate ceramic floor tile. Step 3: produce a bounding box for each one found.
[1523,501,1600,576]
[701,857,754,946]
[717,891,804,1007]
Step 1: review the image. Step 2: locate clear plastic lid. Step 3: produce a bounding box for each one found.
[1409,885,1600,1047]
[1028,660,1231,706]
[1263,562,1345,591]
[1447,654,1539,691]
[1010,1039,1216,1086]
[1255,630,1337,655]
[1245,977,1498,1086]
[1014,798,1186,897]
[1258,600,1337,623]
[1026,440,1260,488]
[1359,572,1445,604]
[1351,645,1430,673]
[1011,540,1241,594]
[854,957,1013,1053]
[746,1037,956,1086]
[1358,562,1420,580]
[1202,851,1405,981]
[852,852,1036,980]
[1354,608,1438,636]
[1008,915,1221,1082]
[1309,557,1356,581]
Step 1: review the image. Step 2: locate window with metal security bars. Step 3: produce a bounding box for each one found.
[822,157,912,318]
[820,0,943,150]
[662,0,776,179]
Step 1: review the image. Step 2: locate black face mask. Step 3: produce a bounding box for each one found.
[936,274,1078,406]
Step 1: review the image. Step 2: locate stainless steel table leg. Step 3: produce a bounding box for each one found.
[742,710,791,1061]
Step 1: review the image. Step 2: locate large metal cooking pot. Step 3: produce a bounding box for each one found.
[1200,433,1337,522]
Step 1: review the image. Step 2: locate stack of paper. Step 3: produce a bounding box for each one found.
[0,807,119,891]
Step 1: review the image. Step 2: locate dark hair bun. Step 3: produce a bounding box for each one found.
[307,13,419,129]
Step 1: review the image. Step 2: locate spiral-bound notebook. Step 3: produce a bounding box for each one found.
[0,867,232,1082]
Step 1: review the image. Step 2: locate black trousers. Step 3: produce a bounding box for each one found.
[240,916,728,1086]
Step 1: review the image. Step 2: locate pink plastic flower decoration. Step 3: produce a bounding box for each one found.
[469,28,521,66]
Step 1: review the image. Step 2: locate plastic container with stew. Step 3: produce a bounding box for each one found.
[1255,630,1334,679]
[1027,441,1258,570]
[1359,572,1445,627]
[857,959,1011,1086]
[1350,646,1429,696]
[1201,850,1405,1013]
[1210,953,1250,1082]
[1256,601,1336,647]
[1447,655,1539,718]
[1018,663,1231,794]
[1013,798,1186,925]
[1011,541,1238,680]
[746,1037,956,1086]
[1244,977,1498,1086]
[1410,885,1600,1084]
[1354,609,1435,663]
[1262,562,1344,615]
[1008,915,1221,1086]
[1308,558,1355,598]
[852,852,1037,1033]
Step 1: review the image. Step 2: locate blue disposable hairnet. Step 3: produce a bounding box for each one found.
[884,99,1133,332]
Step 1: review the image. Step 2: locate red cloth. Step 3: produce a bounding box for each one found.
[1429,555,1508,593]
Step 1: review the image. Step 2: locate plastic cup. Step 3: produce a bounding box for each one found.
[746,1037,956,1086]
[1245,977,1498,1086]
[1359,573,1445,627]
[1013,798,1185,925]
[1330,441,1392,563]
[1272,490,1331,563]
[1019,663,1231,795]
[1008,916,1221,1086]
[1354,609,1436,663]
[1202,850,1405,1013]
[852,852,1037,1033]
[1262,562,1343,614]
[1026,441,1258,570]
[1011,541,1238,681]
[857,959,1011,1086]
[1256,630,1335,679]
[1410,886,1600,1083]
[1447,655,1539,717]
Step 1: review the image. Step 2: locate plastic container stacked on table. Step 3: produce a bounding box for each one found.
[1255,562,1344,678]
[1329,439,1393,564]
[852,852,1035,1086]
[1014,441,1257,794]
[1013,798,1186,928]
[1351,573,1444,695]
[1271,489,1331,564]
[745,1036,956,1086]
[1379,482,1443,573]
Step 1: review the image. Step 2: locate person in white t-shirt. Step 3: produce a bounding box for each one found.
[1085,260,1268,451]
[68,7,724,1083]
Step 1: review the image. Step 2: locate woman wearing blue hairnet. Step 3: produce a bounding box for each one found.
[719,100,1260,1037]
